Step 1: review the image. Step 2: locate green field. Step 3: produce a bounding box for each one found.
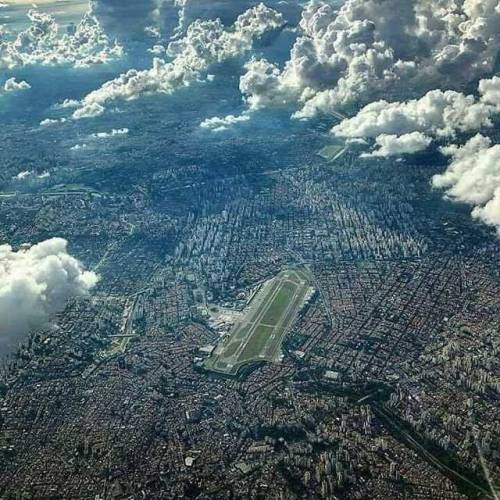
[317,143,346,162]
[204,268,312,376]
[260,282,296,326]
[237,325,273,360]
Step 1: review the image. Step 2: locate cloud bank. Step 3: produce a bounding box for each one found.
[237,0,500,118]
[71,3,284,119]
[0,238,98,352]
[0,8,122,70]
[433,135,500,234]
[332,77,500,155]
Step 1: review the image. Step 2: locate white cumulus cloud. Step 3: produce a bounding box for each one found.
[239,57,287,110]
[200,113,250,132]
[13,170,50,180]
[332,77,500,156]
[363,132,432,158]
[40,117,67,127]
[478,75,500,108]
[73,102,105,120]
[0,238,98,352]
[90,127,129,139]
[433,134,500,234]
[4,77,30,92]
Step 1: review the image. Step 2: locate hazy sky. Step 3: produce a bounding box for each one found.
[2,0,81,4]
[0,0,88,29]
